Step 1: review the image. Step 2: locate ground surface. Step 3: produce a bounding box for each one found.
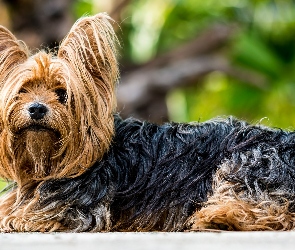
[0,232,294,250]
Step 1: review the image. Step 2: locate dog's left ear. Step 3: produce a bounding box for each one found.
[58,12,119,116]
[58,13,119,108]
[0,26,28,78]
[57,13,119,176]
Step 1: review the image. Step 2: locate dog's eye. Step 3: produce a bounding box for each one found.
[55,88,67,104]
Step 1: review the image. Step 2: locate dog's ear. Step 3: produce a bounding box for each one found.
[57,13,119,176]
[58,13,119,105]
[58,12,119,116]
[0,26,28,76]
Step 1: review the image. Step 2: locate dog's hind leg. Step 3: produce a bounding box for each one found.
[187,163,295,231]
[187,195,295,231]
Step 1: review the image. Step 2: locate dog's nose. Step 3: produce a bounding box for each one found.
[28,103,48,120]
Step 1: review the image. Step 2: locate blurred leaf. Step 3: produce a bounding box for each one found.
[232,32,283,78]
[73,0,93,17]
[0,179,8,191]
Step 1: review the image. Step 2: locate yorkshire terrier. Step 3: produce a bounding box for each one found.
[0,13,295,232]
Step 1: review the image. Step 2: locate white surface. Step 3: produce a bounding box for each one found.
[0,232,294,250]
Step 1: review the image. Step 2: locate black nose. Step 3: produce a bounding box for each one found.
[28,103,48,120]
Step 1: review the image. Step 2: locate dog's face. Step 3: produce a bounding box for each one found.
[0,14,119,183]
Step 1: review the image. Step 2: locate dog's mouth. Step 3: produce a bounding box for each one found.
[17,124,61,138]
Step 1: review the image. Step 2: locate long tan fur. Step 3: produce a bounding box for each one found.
[0,13,119,232]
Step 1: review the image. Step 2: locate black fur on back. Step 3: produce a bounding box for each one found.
[36,115,295,231]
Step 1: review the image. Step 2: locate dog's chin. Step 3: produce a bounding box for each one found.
[18,124,61,158]
[21,125,61,157]
[14,124,62,180]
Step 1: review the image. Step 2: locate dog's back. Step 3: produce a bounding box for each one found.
[109,116,295,231]
[36,115,295,231]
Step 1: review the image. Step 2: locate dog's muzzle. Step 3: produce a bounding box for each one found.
[28,102,48,120]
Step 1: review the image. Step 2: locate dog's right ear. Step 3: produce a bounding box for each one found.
[0,26,29,76]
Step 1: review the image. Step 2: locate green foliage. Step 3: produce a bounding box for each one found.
[232,32,283,78]
[163,0,295,128]
[73,0,93,17]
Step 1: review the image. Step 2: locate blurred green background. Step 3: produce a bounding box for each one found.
[88,0,295,128]
[1,0,295,188]
[122,0,295,127]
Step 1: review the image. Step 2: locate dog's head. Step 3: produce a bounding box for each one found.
[0,14,119,183]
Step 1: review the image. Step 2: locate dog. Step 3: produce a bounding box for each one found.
[0,13,295,232]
